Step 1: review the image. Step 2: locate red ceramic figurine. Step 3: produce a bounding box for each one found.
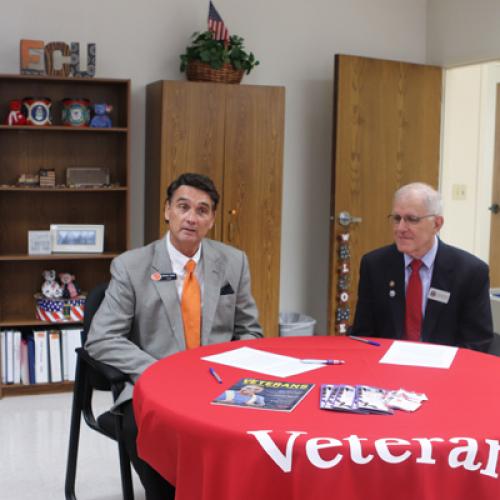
[5,99,27,126]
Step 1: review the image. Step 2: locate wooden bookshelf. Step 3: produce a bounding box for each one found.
[0,74,130,398]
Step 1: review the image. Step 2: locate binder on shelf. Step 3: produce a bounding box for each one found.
[61,328,82,382]
[0,330,6,384]
[20,337,30,385]
[5,330,14,384]
[48,330,63,383]
[13,330,21,385]
[26,333,36,384]
[33,330,49,384]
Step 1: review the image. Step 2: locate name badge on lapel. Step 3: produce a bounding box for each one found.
[428,287,450,304]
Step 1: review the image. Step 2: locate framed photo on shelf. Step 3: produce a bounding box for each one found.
[28,230,52,255]
[50,224,104,253]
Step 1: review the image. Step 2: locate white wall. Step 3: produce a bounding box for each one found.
[428,1,500,266]
[0,0,428,332]
[427,0,500,67]
[440,63,500,263]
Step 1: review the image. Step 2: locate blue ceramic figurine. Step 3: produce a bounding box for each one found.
[90,103,113,128]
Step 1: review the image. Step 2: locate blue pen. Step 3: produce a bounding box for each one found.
[209,367,223,384]
[301,359,345,365]
[349,335,381,347]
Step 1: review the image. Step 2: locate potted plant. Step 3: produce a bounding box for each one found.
[179,31,259,84]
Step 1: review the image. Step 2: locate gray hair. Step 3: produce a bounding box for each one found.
[393,182,443,215]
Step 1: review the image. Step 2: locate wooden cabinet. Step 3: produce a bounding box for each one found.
[145,80,284,337]
[0,74,130,398]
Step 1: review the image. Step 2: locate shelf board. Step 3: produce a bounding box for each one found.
[0,318,82,327]
[0,186,127,192]
[1,381,74,397]
[0,73,130,84]
[0,252,119,261]
[0,124,127,133]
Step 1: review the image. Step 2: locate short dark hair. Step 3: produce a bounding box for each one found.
[166,173,220,210]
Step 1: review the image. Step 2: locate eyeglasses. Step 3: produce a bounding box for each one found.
[388,214,436,225]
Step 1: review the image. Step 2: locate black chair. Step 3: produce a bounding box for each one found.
[65,282,134,500]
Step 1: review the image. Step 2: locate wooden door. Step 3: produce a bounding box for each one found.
[328,55,442,334]
[489,84,500,287]
[144,81,226,242]
[223,85,285,337]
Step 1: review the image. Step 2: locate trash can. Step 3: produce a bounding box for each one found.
[279,312,316,337]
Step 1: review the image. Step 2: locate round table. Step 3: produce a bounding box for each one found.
[133,336,500,500]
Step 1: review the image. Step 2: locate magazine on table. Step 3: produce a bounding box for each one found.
[212,377,314,412]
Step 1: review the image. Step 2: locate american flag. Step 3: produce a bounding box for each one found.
[208,1,229,41]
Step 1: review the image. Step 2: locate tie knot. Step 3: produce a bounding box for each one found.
[410,259,422,272]
[185,259,196,273]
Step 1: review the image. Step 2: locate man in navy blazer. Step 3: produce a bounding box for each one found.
[351,182,493,353]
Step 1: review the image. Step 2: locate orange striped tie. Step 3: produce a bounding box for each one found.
[181,259,201,349]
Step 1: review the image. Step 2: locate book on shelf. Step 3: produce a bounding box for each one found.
[48,330,63,383]
[33,330,49,384]
[61,328,83,382]
[0,330,6,384]
[20,337,30,385]
[13,330,21,385]
[0,329,22,385]
[26,333,36,384]
[212,377,314,412]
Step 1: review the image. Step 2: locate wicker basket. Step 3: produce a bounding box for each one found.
[186,60,244,84]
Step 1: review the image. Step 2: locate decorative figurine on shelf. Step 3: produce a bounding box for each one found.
[62,98,91,127]
[59,272,81,299]
[90,103,113,128]
[17,173,39,186]
[5,99,27,126]
[41,269,63,299]
[22,97,52,126]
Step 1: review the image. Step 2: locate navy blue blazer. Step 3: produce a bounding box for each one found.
[351,240,493,352]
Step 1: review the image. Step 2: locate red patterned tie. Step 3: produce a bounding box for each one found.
[405,259,423,341]
[181,259,201,349]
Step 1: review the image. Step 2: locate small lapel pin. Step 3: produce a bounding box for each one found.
[389,280,395,288]
[389,290,396,298]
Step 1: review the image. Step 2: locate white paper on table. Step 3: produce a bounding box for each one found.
[201,346,324,377]
[379,340,458,369]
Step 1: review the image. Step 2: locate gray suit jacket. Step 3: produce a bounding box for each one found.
[85,237,263,407]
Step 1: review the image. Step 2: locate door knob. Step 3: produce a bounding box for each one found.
[337,211,362,227]
[488,203,500,214]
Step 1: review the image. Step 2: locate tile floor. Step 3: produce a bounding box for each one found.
[0,391,145,500]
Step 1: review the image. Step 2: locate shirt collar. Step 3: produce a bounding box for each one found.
[404,235,439,269]
[165,231,202,269]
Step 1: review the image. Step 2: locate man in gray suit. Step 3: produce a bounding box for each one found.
[86,172,262,499]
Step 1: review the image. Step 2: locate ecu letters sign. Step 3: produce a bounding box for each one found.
[20,39,96,78]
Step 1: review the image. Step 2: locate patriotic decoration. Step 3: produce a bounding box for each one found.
[208,1,229,41]
[35,296,85,323]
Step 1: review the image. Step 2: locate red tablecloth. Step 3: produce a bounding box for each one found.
[134,336,500,500]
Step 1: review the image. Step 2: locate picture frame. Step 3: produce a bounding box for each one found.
[28,230,52,255]
[50,224,104,253]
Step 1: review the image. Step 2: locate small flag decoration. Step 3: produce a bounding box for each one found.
[208,1,229,41]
